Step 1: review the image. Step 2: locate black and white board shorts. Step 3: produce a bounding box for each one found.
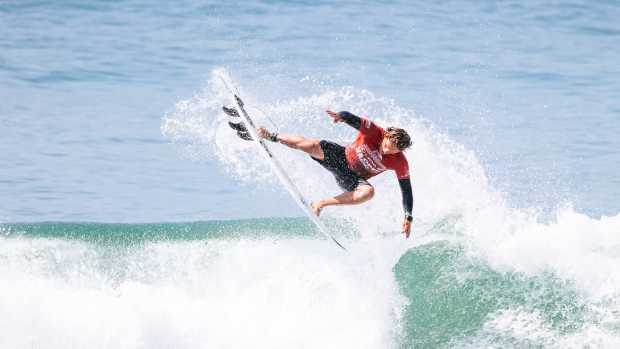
[310,140,371,192]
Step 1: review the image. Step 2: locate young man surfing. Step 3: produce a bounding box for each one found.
[224,107,414,238]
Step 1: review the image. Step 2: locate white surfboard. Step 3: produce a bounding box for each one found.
[220,79,346,250]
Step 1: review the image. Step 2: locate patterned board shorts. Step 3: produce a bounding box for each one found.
[310,140,371,192]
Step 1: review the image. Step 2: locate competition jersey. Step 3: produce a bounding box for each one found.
[344,117,410,180]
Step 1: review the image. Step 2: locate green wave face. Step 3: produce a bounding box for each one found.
[395,241,588,348]
[2,219,317,245]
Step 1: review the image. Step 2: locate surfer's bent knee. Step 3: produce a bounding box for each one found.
[357,185,374,199]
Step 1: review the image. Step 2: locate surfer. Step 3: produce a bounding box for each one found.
[228,107,414,238]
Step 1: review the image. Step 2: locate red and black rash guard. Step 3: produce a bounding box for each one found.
[339,111,413,218]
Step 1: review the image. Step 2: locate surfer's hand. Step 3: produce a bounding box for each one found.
[402,219,411,239]
[326,110,343,123]
[310,201,322,217]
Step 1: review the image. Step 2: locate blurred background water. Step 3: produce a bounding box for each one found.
[1,0,619,222]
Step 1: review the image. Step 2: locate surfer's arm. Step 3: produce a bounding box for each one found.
[398,178,413,238]
[338,111,362,130]
[326,110,362,130]
[398,178,413,218]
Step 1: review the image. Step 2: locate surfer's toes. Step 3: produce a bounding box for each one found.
[258,127,278,142]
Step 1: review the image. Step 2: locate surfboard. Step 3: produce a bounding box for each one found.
[220,81,346,250]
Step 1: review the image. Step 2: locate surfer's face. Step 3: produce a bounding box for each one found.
[381,136,401,155]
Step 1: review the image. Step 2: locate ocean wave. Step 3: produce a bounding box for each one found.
[2,68,619,347]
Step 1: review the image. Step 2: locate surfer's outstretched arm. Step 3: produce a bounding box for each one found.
[326,110,362,130]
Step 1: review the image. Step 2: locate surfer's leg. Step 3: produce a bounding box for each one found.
[277,134,324,159]
[311,185,374,216]
[258,128,324,160]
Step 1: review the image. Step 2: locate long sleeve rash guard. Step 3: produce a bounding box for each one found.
[339,111,413,217]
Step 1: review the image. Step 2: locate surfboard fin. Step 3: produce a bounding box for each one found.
[222,106,240,118]
[227,120,246,132]
[235,129,253,141]
[224,106,253,141]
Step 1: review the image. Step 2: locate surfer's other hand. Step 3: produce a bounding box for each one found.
[402,219,411,239]
[326,110,343,123]
[310,202,322,217]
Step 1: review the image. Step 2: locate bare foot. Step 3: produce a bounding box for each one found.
[257,126,278,142]
[310,202,322,216]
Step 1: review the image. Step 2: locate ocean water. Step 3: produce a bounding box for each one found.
[2,0,620,348]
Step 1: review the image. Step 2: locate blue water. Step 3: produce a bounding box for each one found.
[2,1,620,348]
[2,0,619,222]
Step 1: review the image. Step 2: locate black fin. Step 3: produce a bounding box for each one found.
[228,121,248,132]
[222,106,240,118]
[224,104,252,140]
[236,130,252,141]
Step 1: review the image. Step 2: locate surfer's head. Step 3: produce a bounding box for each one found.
[381,127,412,154]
